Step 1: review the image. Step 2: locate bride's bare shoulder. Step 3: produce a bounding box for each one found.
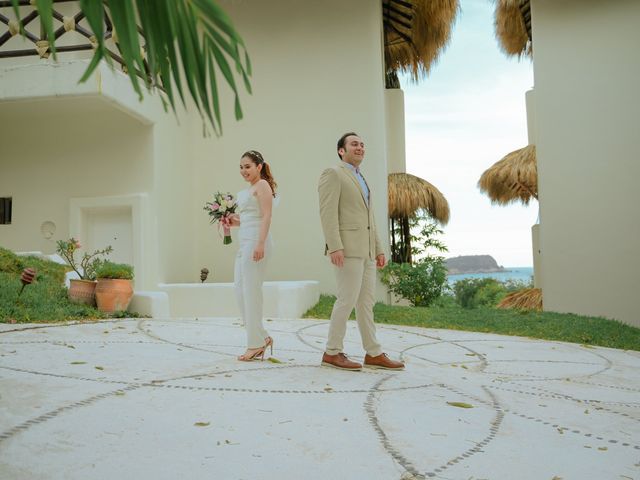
[254,179,272,194]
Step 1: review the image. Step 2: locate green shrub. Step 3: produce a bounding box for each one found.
[95,261,134,280]
[474,281,508,307]
[430,293,457,309]
[380,257,448,307]
[453,278,508,308]
[502,278,534,292]
[55,238,112,281]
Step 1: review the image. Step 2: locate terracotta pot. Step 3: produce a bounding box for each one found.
[95,278,133,313]
[68,279,97,306]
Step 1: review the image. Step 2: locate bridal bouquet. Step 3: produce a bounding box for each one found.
[204,192,237,245]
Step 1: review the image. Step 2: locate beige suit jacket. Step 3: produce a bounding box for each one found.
[318,163,383,260]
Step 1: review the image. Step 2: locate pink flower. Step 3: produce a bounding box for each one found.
[212,203,220,210]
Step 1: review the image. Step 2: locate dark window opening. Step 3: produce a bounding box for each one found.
[0,197,12,224]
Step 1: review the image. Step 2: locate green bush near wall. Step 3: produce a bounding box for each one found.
[452,277,533,309]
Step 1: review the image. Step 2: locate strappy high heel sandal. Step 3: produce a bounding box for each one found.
[237,346,266,362]
[264,336,274,356]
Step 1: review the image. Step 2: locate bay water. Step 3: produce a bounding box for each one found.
[447,266,534,285]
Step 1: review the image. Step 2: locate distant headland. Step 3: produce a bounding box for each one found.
[445,255,507,275]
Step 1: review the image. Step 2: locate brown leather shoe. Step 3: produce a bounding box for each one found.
[321,352,362,371]
[364,353,405,370]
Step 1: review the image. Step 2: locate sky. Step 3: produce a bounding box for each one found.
[400,0,536,267]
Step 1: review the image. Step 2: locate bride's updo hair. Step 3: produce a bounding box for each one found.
[242,150,277,197]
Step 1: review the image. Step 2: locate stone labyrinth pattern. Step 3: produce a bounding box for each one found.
[0,318,639,480]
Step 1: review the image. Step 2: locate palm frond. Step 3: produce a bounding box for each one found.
[9,0,251,135]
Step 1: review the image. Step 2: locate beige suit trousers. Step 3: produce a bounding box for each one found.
[326,257,382,356]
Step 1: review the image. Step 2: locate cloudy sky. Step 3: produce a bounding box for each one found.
[400,0,536,267]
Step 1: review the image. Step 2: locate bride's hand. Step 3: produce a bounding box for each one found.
[223,214,240,227]
[253,242,265,262]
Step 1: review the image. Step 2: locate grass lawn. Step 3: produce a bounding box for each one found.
[304,294,640,351]
[1,247,107,322]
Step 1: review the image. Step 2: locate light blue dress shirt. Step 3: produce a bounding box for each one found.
[342,162,369,203]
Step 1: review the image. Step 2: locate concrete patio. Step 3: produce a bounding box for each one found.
[1,317,639,479]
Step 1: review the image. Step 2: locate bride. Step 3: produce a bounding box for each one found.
[222,150,277,361]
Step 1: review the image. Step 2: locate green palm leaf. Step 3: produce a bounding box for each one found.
[10,0,251,135]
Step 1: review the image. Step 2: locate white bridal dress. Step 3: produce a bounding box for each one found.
[234,188,274,348]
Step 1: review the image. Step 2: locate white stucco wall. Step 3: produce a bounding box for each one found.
[190,0,389,295]
[0,94,154,283]
[531,0,640,326]
[385,88,407,174]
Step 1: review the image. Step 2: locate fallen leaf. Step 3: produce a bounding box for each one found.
[95,366,104,370]
[114,391,125,396]
[66,344,76,349]
[267,357,283,364]
[552,476,563,480]
[584,409,589,414]
[447,402,473,409]
[194,422,210,427]
[598,446,608,451]
[224,374,232,378]
[324,387,333,392]
[461,365,468,370]
[70,361,87,365]
[103,330,109,334]
[464,353,476,356]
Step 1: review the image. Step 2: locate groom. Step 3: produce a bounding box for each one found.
[318,132,404,371]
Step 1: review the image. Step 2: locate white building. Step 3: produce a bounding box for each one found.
[0,1,455,317]
[496,0,640,327]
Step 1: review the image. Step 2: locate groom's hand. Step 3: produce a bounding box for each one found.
[376,254,386,269]
[330,250,345,268]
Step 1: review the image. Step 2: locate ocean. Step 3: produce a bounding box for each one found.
[447,267,534,285]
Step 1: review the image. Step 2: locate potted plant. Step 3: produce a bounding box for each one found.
[55,238,112,305]
[94,261,134,314]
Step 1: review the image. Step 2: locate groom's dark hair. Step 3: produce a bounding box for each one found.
[337,132,358,160]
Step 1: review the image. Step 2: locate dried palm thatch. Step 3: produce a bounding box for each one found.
[383,0,460,80]
[495,0,532,57]
[388,173,450,224]
[478,144,538,206]
[497,288,542,311]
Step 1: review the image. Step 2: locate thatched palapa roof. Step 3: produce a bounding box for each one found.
[478,144,537,206]
[383,0,460,79]
[388,172,450,224]
[497,288,542,311]
[495,0,532,57]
